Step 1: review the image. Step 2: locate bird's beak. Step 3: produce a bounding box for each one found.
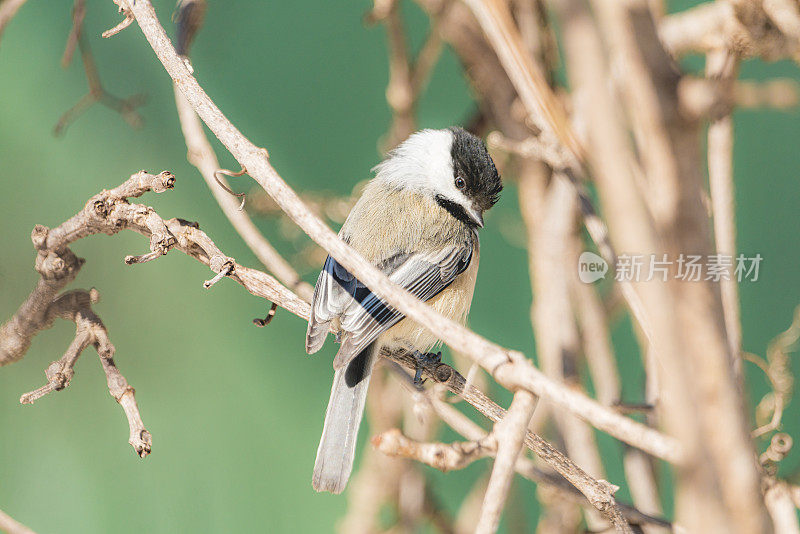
[467,205,484,228]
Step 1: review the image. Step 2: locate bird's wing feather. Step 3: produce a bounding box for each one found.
[306,237,473,369]
[306,255,365,353]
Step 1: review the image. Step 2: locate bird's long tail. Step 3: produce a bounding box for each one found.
[312,342,377,494]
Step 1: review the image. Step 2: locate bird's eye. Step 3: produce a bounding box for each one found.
[454,176,466,189]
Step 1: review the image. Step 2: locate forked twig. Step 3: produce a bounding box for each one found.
[117,0,683,467]
[169,0,313,301]
[56,3,145,136]
[102,0,134,38]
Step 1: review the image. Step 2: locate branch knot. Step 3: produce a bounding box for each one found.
[31,224,49,250]
[434,363,453,383]
[35,249,84,281]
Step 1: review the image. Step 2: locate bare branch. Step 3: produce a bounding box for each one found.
[707,48,742,381]
[659,0,800,60]
[62,0,85,67]
[171,0,312,301]
[461,0,582,162]
[0,508,36,534]
[118,0,682,464]
[0,172,178,452]
[0,171,176,365]
[381,349,637,532]
[516,131,612,531]
[18,288,152,457]
[372,428,497,472]
[659,2,730,57]
[475,391,540,534]
[425,391,672,530]
[0,0,29,46]
[55,22,145,136]
[373,0,447,150]
[587,1,769,530]
[764,480,800,534]
[736,78,800,109]
[0,170,304,455]
[101,0,134,38]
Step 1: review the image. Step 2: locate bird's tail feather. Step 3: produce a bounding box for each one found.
[305,317,330,354]
[312,343,377,494]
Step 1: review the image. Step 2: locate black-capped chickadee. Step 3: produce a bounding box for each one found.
[306,127,502,493]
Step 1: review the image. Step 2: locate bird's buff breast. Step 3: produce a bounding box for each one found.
[341,182,480,353]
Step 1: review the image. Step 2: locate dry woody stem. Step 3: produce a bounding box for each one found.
[2,0,800,532]
[114,0,682,468]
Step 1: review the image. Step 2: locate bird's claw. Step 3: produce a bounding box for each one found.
[412,351,442,386]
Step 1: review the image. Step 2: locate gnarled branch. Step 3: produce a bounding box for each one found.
[111,0,682,465]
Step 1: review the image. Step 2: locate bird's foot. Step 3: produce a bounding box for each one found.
[412,351,442,386]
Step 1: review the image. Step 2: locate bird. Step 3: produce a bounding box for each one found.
[306,127,502,494]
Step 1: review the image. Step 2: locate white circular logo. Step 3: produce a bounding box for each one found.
[578,252,608,283]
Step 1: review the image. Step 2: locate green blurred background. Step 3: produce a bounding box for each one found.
[0,1,798,532]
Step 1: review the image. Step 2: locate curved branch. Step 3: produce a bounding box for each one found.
[0,171,185,456]
[0,0,29,46]
[382,348,634,532]
[113,0,682,464]
[0,170,303,456]
[171,0,312,301]
[0,166,664,530]
[18,288,152,457]
[372,428,497,472]
[0,508,36,534]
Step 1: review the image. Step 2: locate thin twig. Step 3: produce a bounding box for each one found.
[659,0,800,60]
[764,480,800,534]
[16,288,153,457]
[0,508,36,534]
[62,0,86,67]
[0,170,321,458]
[170,1,312,301]
[252,302,278,327]
[381,348,637,531]
[707,48,742,380]
[423,389,672,530]
[373,428,497,472]
[55,27,145,136]
[375,0,447,150]
[461,0,583,161]
[0,0,29,46]
[102,0,134,38]
[475,391,540,534]
[0,172,198,456]
[213,167,248,210]
[173,89,312,301]
[118,0,682,464]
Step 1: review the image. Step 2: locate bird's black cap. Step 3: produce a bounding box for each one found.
[448,127,502,212]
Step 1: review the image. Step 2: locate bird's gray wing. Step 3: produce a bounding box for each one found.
[313,237,474,369]
[306,252,366,354]
[306,238,474,364]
